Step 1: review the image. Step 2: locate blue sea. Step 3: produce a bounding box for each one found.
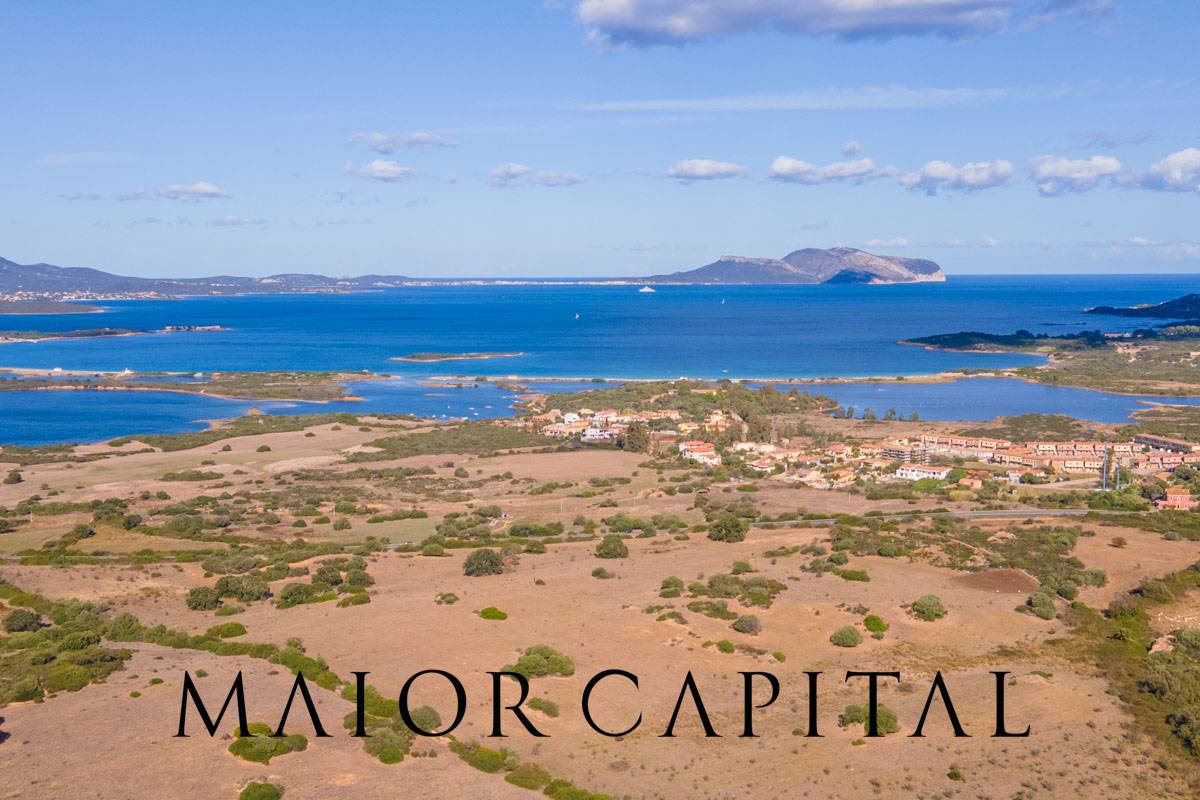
[0,274,1196,445]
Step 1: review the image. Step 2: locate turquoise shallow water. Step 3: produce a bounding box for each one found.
[0,274,1196,444]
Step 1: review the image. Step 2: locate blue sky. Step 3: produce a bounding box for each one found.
[2,0,1198,277]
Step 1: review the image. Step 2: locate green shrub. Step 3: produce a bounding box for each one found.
[731,560,754,575]
[185,587,221,611]
[524,541,547,554]
[840,703,900,735]
[595,535,629,559]
[506,762,551,790]
[238,783,283,800]
[863,614,888,633]
[527,697,559,717]
[716,639,735,654]
[731,615,761,635]
[337,593,370,607]
[228,722,307,764]
[910,594,946,621]
[464,548,504,577]
[504,645,574,679]
[480,606,508,620]
[3,608,43,632]
[205,622,247,639]
[836,569,870,582]
[708,512,748,543]
[830,626,862,647]
[44,663,91,693]
[1028,592,1057,620]
[659,576,684,598]
[591,567,614,579]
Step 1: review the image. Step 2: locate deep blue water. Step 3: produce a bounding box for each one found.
[789,378,1200,424]
[0,275,1196,445]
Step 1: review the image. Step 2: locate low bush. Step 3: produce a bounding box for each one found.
[830,626,862,647]
[910,594,946,621]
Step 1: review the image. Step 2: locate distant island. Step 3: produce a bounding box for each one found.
[644,246,945,285]
[0,300,101,314]
[0,325,225,344]
[1086,293,1200,319]
[389,351,524,363]
[902,329,1108,352]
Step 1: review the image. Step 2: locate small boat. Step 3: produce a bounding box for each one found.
[638,285,656,293]
[574,313,580,319]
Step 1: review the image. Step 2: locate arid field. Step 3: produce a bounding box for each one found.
[3,385,1200,800]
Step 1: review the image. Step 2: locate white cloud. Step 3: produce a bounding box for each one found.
[575,0,1108,47]
[663,158,749,182]
[1136,148,1200,193]
[864,237,910,247]
[1101,236,1200,261]
[349,131,459,153]
[769,156,895,184]
[115,182,229,202]
[571,85,1015,112]
[210,216,268,227]
[899,160,1014,194]
[841,139,862,156]
[357,160,418,182]
[1029,154,1121,195]
[161,181,229,200]
[488,163,584,187]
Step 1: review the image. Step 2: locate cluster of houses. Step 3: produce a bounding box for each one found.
[512,403,1200,506]
[522,406,733,446]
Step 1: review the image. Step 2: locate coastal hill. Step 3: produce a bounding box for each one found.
[0,256,412,298]
[645,246,945,285]
[1086,293,1200,319]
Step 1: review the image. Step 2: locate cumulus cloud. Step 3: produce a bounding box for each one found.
[663,158,749,182]
[575,0,1109,47]
[899,160,1014,194]
[1136,148,1200,193]
[841,139,862,156]
[355,160,418,182]
[769,156,895,184]
[1028,154,1121,196]
[349,131,459,153]
[210,216,268,227]
[114,182,229,202]
[487,163,585,187]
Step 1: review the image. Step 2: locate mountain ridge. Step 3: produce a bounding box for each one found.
[644,246,945,285]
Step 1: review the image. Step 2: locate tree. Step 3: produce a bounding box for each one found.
[622,422,650,453]
[708,512,748,543]
[595,535,629,559]
[464,548,504,577]
[3,609,43,633]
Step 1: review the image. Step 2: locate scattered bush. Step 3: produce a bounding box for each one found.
[731,615,761,635]
[594,535,629,559]
[910,594,946,621]
[830,626,862,647]
[504,645,574,679]
[238,783,283,800]
[185,587,222,611]
[464,548,504,577]
[479,606,508,621]
[3,608,43,633]
[708,512,748,543]
[863,614,888,634]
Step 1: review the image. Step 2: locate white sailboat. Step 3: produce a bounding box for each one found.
[638,285,656,293]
